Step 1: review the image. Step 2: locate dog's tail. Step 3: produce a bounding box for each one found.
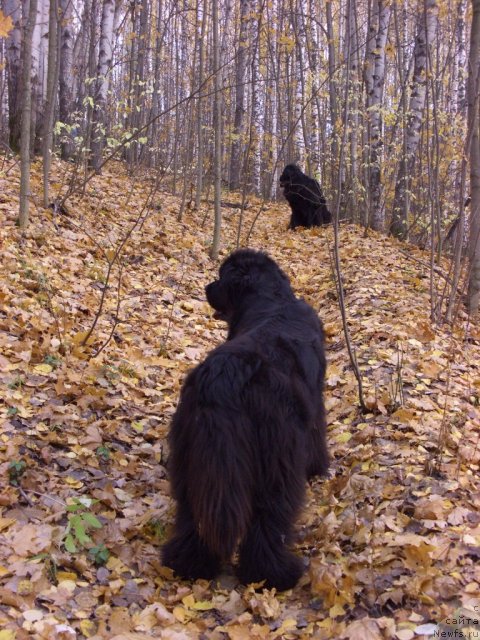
[186,354,256,559]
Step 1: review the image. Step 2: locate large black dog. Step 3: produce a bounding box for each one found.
[280,163,332,229]
[162,249,328,591]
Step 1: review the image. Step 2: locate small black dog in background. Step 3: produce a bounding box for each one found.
[162,249,328,591]
[279,163,332,229]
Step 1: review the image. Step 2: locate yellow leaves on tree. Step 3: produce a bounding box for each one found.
[0,10,13,38]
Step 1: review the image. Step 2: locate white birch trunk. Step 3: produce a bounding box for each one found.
[250,11,261,195]
[229,0,251,190]
[195,0,207,208]
[293,0,306,164]
[455,0,467,113]
[305,0,320,174]
[31,0,47,150]
[59,0,74,159]
[42,0,59,205]
[211,0,222,258]
[364,0,391,231]
[91,0,115,171]
[467,0,480,314]
[390,0,438,239]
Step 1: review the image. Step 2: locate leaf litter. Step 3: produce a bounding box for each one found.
[0,158,479,639]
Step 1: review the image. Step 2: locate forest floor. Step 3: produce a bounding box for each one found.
[0,157,480,640]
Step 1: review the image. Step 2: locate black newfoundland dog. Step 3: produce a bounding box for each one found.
[162,249,328,591]
[280,163,332,229]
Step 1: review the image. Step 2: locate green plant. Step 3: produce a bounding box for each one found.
[100,364,120,381]
[44,354,62,369]
[117,360,137,378]
[8,460,27,485]
[8,376,25,390]
[63,497,103,553]
[142,518,167,543]
[95,445,110,462]
[43,554,58,584]
[88,544,110,566]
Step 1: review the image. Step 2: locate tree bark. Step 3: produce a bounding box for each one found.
[91,0,116,172]
[31,0,48,153]
[59,0,74,160]
[249,8,262,195]
[195,0,207,209]
[326,0,338,192]
[229,0,250,190]
[390,0,438,239]
[42,0,59,206]
[4,0,22,151]
[211,0,222,258]
[467,0,480,314]
[19,0,38,228]
[364,0,391,231]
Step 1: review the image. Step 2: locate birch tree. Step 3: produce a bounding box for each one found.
[455,0,467,113]
[42,0,59,205]
[31,0,48,152]
[364,0,391,231]
[211,0,222,258]
[229,0,250,190]
[292,0,306,164]
[467,0,480,314]
[4,0,21,150]
[91,0,116,172]
[390,0,438,239]
[195,0,207,208]
[326,0,338,199]
[19,0,38,227]
[59,0,74,160]
[249,7,262,194]
[345,0,361,218]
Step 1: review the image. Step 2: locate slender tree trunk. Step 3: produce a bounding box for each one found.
[59,0,74,160]
[292,0,306,164]
[211,0,222,258]
[149,0,164,168]
[229,0,250,190]
[455,0,467,113]
[42,0,59,206]
[131,0,149,164]
[467,0,480,314]
[390,0,438,239]
[91,0,116,172]
[326,0,338,205]
[4,0,22,151]
[304,0,321,174]
[19,0,38,228]
[364,0,391,231]
[249,9,262,194]
[346,0,360,220]
[451,0,468,257]
[31,0,47,153]
[84,0,99,173]
[195,0,207,209]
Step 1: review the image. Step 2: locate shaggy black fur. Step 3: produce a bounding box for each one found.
[161,249,328,591]
[280,163,332,229]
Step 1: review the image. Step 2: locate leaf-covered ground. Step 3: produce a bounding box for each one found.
[0,158,479,640]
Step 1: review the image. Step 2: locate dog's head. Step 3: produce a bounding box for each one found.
[205,249,292,323]
[279,164,301,190]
